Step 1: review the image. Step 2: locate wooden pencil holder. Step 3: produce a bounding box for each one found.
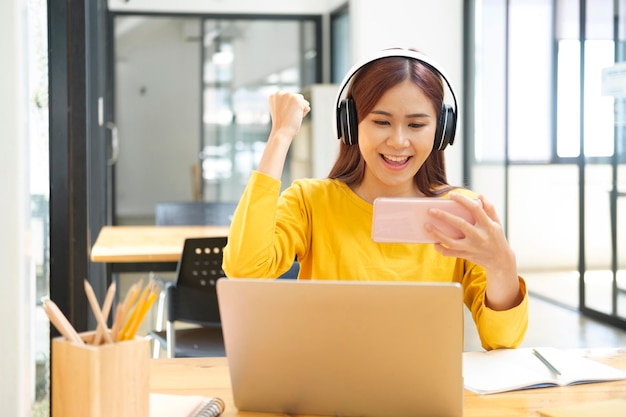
[51,331,150,417]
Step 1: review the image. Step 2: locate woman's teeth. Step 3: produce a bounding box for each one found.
[383,155,409,163]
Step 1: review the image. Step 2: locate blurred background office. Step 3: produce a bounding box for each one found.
[1,0,625,416]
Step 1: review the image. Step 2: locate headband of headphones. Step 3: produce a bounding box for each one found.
[334,48,459,149]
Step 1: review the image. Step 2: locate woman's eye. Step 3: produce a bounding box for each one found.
[373,120,390,126]
[409,122,425,129]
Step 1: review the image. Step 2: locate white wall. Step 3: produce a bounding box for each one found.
[292,84,340,179]
[0,0,32,415]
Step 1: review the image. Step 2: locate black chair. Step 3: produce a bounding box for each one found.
[150,200,237,355]
[150,236,227,358]
[155,201,238,226]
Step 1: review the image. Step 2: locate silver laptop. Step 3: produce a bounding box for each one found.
[216,279,463,417]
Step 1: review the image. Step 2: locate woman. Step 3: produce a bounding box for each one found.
[223,48,528,350]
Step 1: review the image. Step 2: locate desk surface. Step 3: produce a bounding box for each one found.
[91,225,229,264]
[150,349,626,417]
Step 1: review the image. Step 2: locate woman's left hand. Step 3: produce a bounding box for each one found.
[426,193,511,270]
[426,192,522,310]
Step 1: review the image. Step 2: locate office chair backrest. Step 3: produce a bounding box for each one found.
[155,201,238,226]
[168,236,228,326]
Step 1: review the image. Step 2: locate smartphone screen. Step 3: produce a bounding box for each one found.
[372,197,476,244]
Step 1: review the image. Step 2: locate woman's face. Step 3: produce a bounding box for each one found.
[356,79,437,200]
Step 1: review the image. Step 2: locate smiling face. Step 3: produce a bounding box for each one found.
[328,55,450,198]
[355,79,438,201]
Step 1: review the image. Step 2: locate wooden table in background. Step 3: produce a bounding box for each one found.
[150,349,626,417]
[91,225,230,273]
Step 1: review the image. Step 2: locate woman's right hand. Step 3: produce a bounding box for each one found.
[268,91,311,141]
[258,91,311,180]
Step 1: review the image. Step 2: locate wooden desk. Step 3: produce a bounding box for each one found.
[150,349,626,417]
[91,225,229,273]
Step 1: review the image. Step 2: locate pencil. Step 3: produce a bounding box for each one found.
[111,304,125,343]
[124,285,161,340]
[533,348,561,376]
[112,281,142,342]
[84,280,113,344]
[119,280,154,341]
[41,298,84,344]
[93,281,116,345]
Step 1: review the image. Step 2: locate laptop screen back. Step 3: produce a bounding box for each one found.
[217,279,464,417]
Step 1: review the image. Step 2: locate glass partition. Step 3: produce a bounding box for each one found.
[201,18,319,201]
[611,0,626,321]
[112,15,320,224]
[578,0,626,327]
[471,0,626,329]
[468,0,508,236]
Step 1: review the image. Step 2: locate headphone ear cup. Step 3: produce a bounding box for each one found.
[338,98,358,145]
[434,104,456,151]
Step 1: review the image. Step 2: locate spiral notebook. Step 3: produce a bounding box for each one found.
[150,393,225,417]
[217,279,464,417]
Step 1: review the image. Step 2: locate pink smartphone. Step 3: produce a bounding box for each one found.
[372,197,476,244]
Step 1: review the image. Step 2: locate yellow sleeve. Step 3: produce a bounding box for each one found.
[462,264,529,350]
[222,171,303,278]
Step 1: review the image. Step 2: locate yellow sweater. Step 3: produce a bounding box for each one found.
[223,171,528,350]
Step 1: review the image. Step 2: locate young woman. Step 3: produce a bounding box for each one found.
[223,49,527,350]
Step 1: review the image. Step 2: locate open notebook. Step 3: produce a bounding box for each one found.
[463,347,626,395]
[217,278,464,417]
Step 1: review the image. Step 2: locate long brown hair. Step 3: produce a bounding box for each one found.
[328,55,453,197]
